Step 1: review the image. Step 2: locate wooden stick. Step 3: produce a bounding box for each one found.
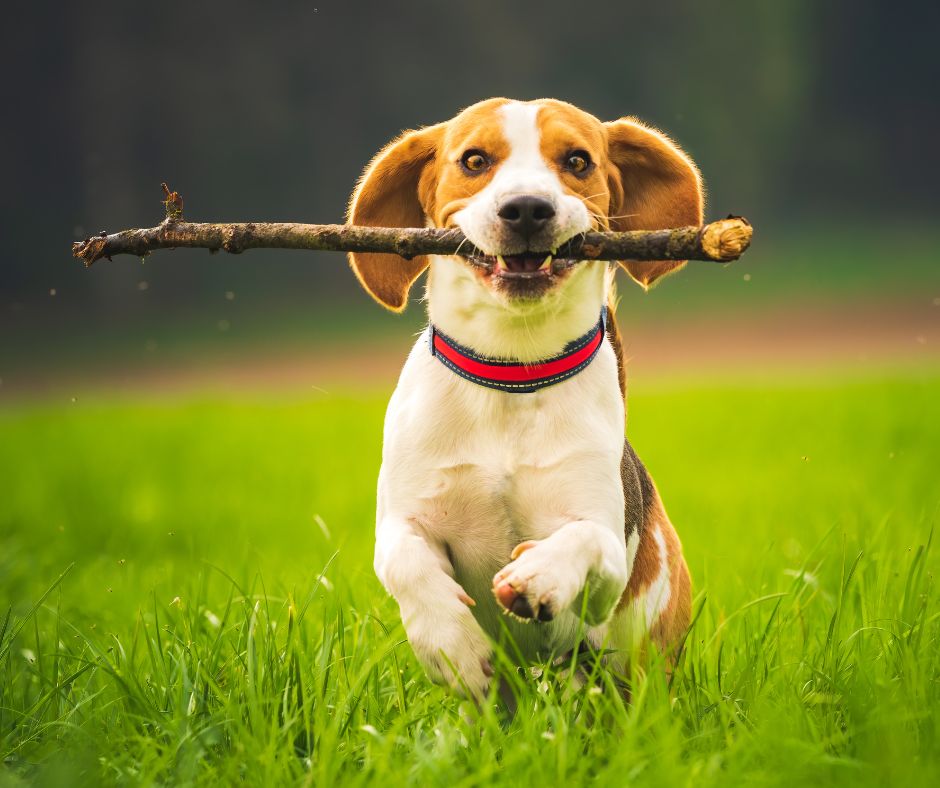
[72,184,752,267]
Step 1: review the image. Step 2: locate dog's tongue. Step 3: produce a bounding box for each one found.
[503,255,545,273]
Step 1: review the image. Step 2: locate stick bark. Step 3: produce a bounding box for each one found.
[72,186,752,267]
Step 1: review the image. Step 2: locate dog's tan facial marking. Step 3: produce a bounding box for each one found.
[419,98,511,229]
[535,100,612,227]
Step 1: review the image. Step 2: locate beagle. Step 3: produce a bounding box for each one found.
[347,98,698,698]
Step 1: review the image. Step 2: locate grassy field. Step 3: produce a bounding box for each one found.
[1,367,938,786]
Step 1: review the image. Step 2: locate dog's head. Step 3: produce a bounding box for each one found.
[347,98,703,311]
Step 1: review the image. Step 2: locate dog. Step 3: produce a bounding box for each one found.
[346,98,698,698]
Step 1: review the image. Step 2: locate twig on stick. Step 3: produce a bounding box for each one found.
[72,185,752,268]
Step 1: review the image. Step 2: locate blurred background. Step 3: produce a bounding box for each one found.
[1,0,938,398]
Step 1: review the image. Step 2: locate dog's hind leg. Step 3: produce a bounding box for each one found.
[606,441,692,678]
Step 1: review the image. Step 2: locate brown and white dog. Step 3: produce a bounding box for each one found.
[347,98,698,698]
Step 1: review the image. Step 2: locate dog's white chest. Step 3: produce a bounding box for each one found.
[377,337,625,654]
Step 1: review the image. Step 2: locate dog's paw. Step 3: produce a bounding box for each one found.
[492,539,584,623]
[402,598,493,699]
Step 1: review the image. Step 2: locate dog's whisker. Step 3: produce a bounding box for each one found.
[453,236,471,258]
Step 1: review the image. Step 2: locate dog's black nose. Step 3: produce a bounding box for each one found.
[497,196,556,239]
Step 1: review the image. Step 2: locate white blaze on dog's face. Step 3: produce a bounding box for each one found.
[347,98,703,311]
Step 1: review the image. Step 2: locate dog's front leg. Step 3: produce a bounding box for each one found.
[375,516,493,698]
[492,520,629,625]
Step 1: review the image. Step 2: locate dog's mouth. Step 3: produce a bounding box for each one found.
[467,253,579,279]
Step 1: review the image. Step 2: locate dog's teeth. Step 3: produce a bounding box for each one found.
[496,255,507,271]
[539,255,552,271]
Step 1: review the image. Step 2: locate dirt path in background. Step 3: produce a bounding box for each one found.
[619,298,939,378]
[2,299,938,401]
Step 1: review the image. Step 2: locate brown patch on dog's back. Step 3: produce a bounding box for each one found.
[618,440,691,651]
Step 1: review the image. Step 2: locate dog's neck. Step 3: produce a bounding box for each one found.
[426,256,609,362]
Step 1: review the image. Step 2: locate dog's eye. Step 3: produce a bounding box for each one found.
[460,150,489,174]
[564,151,592,175]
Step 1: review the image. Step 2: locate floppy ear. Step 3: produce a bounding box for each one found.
[605,118,704,289]
[347,124,445,311]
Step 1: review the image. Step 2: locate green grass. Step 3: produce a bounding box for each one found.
[1,369,938,786]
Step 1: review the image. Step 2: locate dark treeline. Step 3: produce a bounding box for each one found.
[2,0,938,305]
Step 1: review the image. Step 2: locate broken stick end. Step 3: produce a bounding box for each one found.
[72,237,106,268]
[701,217,753,261]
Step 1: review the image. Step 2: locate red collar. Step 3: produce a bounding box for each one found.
[429,310,606,393]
